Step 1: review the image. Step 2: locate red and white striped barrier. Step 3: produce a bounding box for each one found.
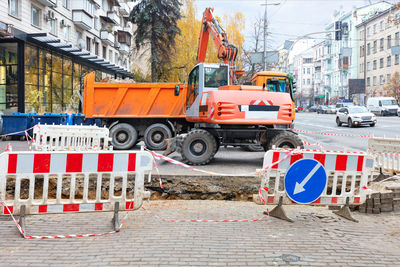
[0,150,153,216]
[368,136,400,175]
[0,200,134,239]
[259,148,375,206]
[32,124,112,151]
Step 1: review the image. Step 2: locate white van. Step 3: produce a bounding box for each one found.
[367,97,400,116]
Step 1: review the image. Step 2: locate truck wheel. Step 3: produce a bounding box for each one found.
[144,123,172,150]
[110,123,138,150]
[177,129,217,165]
[267,131,304,150]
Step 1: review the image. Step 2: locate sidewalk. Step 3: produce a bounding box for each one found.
[1,200,400,266]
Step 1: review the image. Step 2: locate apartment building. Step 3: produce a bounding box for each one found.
[322,2,391,103]
[292,50,315,107]
[357,5,400,98]
[312,41,326,105]
[0,0,134,113]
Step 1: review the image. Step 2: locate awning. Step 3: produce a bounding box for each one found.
[15,31,132,78]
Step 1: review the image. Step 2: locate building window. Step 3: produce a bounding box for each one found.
[367,77,370,86]
[307,68,310,74]
[373,40,377,53]
[367,61,371,71]
[8,0,19,17]
[63,25,70,41]
[387,35,391,49]
[302,79,305,85]
[303,68,305,74]
[387,56,391,67]
[0,42,19,111]
[395,55,399,65]
[387,74,391,84]
[396,32,399,46]
[367,43,370,55]
[109,49,113,63]
[373,24,377,34]
[380,21,384,31]
[62,0,69,9]
[367,27,370,36]
[31,5,41,28]
[95,42,99,56]
[373,76,377,86]
[102,46,107,59]
[380,58,384,68]
[307,79,310,85]
[49,19,57,36]
[380,38,384,51]
[86,37,91,52]
[373,60,377,70]
[380,75,384,85]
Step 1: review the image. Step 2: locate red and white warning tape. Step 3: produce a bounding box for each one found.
[0,200,134,239]
[293,128,372,138]
[141,206,268,223]
[0,125,38,138]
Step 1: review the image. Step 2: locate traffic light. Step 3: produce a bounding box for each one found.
[335,21,342,41]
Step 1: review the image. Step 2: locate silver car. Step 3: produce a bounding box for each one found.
[336,106,377,127]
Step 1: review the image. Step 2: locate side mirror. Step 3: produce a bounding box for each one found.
[174,85,180,96]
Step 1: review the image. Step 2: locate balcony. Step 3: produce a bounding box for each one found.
[122,26,133,36]
[72,10,93,30]
[119,3,130,16]
[107,11,121,25]
[119,43,130,55]
[36,0,56,6]
[100,31,114,46]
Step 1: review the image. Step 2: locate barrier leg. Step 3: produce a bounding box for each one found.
[373,168,389,182]
[112,202,120,231]
[19,205,26,235]
[264,196,293,223]
[333,197,358,222]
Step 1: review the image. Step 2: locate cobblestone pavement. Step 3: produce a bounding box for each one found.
[1,200,400,266]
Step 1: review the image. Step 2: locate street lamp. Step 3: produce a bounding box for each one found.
[262,1,280,71]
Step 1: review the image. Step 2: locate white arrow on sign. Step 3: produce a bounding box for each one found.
[293,162,322,195]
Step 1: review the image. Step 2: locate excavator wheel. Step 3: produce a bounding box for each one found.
[144,123,172,150]
[177,129,218,165]
[266,131,304,150]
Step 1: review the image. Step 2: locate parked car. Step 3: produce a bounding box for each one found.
[308,105,317,112]
[336,106,377,127]
[367,96,399,116]
[326,105,337,114]
[316,105,328,114]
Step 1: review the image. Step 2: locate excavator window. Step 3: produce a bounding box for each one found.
[204,65,228,88]
[266,78,289,93]
[187,65,199,108]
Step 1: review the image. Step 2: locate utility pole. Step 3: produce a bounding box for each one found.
[263,1,280,71]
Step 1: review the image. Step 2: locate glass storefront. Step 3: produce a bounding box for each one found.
[24,43,111,113]
[0,43,18,113]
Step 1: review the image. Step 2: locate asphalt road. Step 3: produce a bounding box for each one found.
[295,112,400,152]
[1,112,399,176]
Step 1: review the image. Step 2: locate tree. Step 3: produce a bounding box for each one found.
[384,72,400,101]
[164,1,246,82]
[129,0,182,82]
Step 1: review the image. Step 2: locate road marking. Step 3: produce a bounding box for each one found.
[295,122,344,132]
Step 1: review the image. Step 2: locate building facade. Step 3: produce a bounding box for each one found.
[357,5,400,99]
[1,0,134,114]
[292,50,314,107]
[322,2,391,104]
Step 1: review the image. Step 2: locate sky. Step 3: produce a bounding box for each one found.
[195,0,398,50]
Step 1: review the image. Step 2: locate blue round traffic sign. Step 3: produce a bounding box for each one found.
[284,159,327,204]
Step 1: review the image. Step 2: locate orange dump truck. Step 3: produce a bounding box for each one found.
[83,62,302,165]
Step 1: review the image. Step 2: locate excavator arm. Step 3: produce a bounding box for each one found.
[197,8,239,84]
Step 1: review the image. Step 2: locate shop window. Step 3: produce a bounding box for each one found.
[0,43,18,112]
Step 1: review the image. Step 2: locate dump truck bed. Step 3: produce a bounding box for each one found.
[83,72,185,118]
